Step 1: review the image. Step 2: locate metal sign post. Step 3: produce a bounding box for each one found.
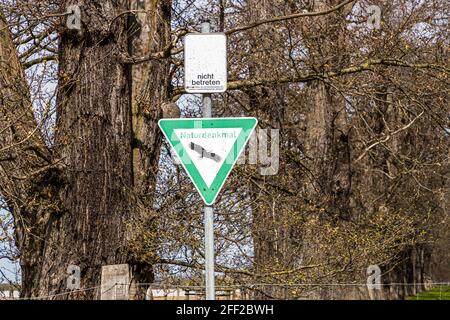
[201,20,215,301]
[161,19,255,301]
[158,116,257,301]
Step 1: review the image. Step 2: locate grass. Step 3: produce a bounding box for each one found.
[407,286,450,300]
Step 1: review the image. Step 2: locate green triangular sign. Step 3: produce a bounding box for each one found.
[158,117,258,205]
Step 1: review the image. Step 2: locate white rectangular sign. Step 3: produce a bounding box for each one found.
[184,33,227,93]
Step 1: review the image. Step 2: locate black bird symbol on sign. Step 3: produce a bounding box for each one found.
[190,142,222,163]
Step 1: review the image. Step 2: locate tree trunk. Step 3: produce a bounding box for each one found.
[245,0,295,299]
[300,0,353,300]
[45,0,133,299]
[302,0,352,219]
[128,0,172,298]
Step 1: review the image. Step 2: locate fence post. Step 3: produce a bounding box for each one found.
[100,264,130,300]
